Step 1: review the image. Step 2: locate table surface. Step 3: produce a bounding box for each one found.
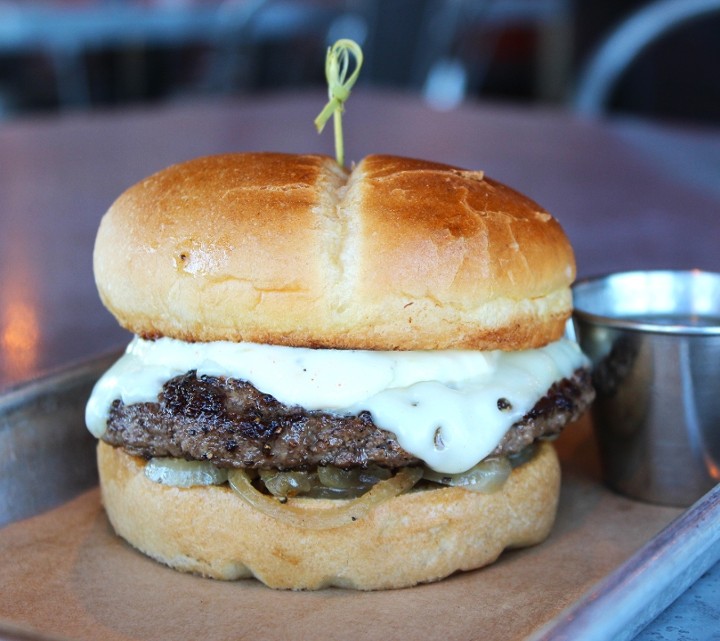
[1,90,719,639]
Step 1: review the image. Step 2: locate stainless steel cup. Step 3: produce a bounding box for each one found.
[571,270,720,506]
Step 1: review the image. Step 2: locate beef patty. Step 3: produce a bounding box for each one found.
[102,368,594,470]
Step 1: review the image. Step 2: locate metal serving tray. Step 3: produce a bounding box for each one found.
[0,356,718,641]
[0,353,119,529]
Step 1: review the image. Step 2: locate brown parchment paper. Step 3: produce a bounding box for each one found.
[0,417,682,641]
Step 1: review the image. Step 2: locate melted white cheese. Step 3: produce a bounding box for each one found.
[85,337,587,473]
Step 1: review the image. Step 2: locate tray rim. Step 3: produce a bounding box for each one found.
[530,482,720,641]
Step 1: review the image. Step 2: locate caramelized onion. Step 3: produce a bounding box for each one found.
[228,466,423,529]
[145,458,228,487]
[508,443,538,468]
[317,464,392,490]
[259,470,315,497]
[423,457,511,493]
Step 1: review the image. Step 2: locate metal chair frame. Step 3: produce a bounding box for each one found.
[573,0,720,117]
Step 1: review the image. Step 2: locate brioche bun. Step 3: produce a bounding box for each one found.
[90,152,585,591]
[93,153,575,351]
[97,440,560,591]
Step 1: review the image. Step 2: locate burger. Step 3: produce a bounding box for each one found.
[85,152,594,590]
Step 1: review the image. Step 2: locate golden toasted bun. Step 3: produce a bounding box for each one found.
[94,153,575,351]
[97,440,560,591]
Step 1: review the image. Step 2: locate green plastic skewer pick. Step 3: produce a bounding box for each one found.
[314,39,363,167]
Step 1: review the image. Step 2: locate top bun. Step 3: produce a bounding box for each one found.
[94,153,575,351]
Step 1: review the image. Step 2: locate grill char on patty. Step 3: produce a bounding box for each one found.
[102,368,594,470]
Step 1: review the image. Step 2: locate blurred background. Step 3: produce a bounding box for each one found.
[0,0,718,124]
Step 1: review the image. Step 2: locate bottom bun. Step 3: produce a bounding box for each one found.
[97,440,560,591]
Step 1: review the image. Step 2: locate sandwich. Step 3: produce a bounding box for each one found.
[85,152,594,590]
